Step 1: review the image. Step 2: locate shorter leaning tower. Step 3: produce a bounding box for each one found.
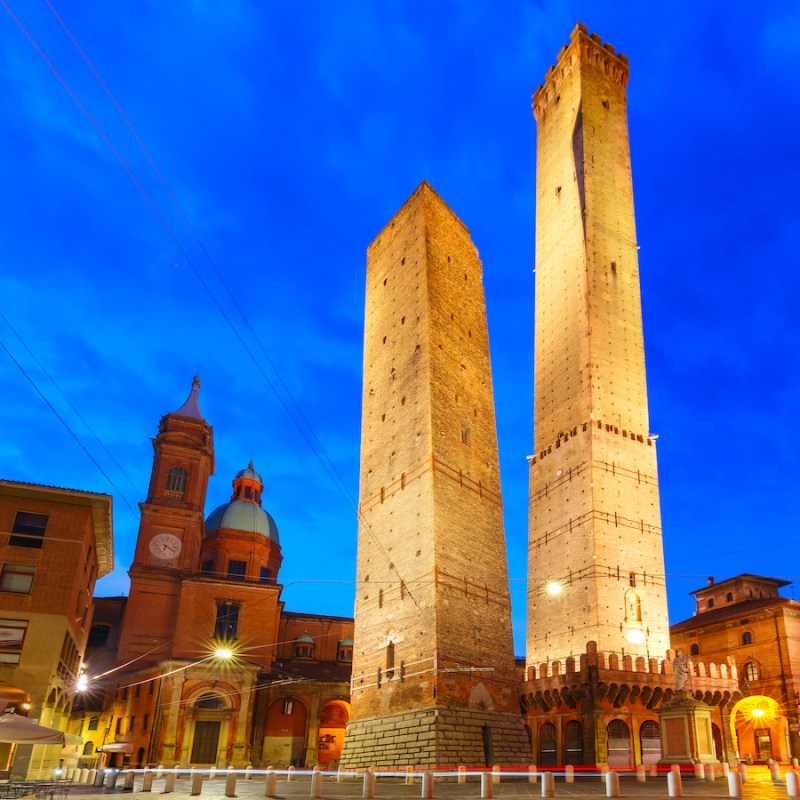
[341,182,529,767]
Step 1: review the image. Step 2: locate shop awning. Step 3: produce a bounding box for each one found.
[100,742,134,753]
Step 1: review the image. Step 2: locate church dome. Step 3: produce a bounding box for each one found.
[204,462,279,543]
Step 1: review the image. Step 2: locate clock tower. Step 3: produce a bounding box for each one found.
[117,377,215,665]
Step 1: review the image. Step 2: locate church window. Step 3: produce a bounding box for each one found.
[214,603,239,640]
[742,631,753,645]
[386,641,395,679]
[0,564,35,593]
[143,714,149,731]
[726,592,733,601]
[87,717,99,731]
[629,572,636,587]
[197,694,224,710]
[707,598,715,608]
[10,512,47,548]
[744,662,759,681]
[689,643,699,656]
[293,634,315,659]
[244,486,252,500]
[227,560,246,580]
[165,467,188,498]
[337,641,353,661]
[282,699,294,715]
[201,560,214,576]
[259,567,271,583]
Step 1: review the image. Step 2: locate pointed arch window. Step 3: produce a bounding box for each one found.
[165,467,188,498]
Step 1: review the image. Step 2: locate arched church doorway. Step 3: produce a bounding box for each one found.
[188,693,228,766]
[317,700,350,767]
[607,719,631,767]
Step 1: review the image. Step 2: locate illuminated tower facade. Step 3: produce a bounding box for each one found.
[527,24,670,668]
[341,182,529,767]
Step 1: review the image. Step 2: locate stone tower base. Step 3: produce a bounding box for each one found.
[340,707,531,768]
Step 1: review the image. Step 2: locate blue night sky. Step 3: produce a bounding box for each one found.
[1,1,798,655]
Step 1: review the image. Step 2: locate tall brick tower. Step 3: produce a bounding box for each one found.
[341,182,529,767]
[527,25,670,668]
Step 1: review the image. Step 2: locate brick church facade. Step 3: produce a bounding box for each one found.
[74,379,353,769]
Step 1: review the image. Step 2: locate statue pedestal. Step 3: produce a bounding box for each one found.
[658,690,719,765]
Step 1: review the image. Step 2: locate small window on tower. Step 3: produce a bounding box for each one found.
[201,560,214,577]
[461,425,470,445]
[629,572,636,587]
[259,567,271,583]
[165,467,188,498]
[244,486,252,500]
[386,641,395,679]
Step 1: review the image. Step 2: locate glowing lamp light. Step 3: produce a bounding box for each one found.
[215,648,234,660]
[626,629,645,645]
[21,703,30,711]
[751,708,764,718]
[546,582,562,596]
[76,674,89,692]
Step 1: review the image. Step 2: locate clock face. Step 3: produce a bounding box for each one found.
[149,533,183,562]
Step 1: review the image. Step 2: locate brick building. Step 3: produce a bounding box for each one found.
[671,575,800,762]
[0,479,113,777]
[72,379,353,769]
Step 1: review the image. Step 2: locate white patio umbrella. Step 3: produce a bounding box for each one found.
[0,712,64,744]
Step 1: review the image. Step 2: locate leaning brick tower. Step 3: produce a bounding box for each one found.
[340,182,530,767]
[527,24,670,669]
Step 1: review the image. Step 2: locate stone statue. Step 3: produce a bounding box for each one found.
[673,649,690,692]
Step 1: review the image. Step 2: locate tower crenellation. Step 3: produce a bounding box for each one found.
[533,24,629,120]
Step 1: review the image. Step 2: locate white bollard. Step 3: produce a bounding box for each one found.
[706,763,717,781]
[492,765,501,784]
[106,771,119,789]
[565,765,574,783]
[541,771,555,798]
[794,759,800,768]
[164,772,176,793]
[694,763,705,780]
[599,764,609,782]
[636,765,646,782]
[481,772,492,799]
[225,772,237,797]
[265,770,278,798]
[338,767,346,784]
[722,763,730,777]
[649,764,658,777]
[143,771,154,791]
[362,771,376,799]
[739,763,748,783]
[771,762,781,782]
[405,766,415,785]
[156,765,164,779]
[191,773,203,796]
[727,771,742,797]
[668,769,683,797]
[310,770,322,799]
[246,766,253,781]
[91,769,102,787]
[287,766,296,782]
[529,764,538,784]
[605,770,620,798]
[787,770,800,798]
[124,771,136,790]
[421,771,433,799]
[458,766,466,784]
[209,767,217,781]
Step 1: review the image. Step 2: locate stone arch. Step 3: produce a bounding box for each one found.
[317,699,350,767]
[264,697,308,767]
[607,719,631,767]
[729,695,786,763]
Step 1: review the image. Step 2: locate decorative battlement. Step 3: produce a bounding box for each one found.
[525,641,738,684]
[533,23,630,119]
[530,418,655,465]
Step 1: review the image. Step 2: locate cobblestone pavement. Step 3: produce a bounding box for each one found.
[60,766,794,800]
